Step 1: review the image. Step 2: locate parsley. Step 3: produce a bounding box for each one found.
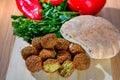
[11,1,79,43]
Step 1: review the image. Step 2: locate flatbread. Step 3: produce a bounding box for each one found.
[60,15,120,59]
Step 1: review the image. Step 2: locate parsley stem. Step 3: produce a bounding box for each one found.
[58,12,79,15]
[63,0,68,11]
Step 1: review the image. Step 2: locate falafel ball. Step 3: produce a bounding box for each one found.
[21,46,39,60]
[39,49,55,61]
[73,53,90,70]
[59,60,74,78]
[25,55,42,73]
[43,59,61,73]
[32,37,42,50]
[55,38,70,50]
[40,33,57,49]
[57,51,71,64]
[69,43,85,55]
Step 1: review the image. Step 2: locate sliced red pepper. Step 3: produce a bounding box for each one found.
[16,0,43,20]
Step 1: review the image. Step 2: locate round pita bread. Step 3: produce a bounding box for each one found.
[60,15,120,59]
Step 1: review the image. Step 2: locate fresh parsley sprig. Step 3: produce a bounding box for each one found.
[11,1,79,43]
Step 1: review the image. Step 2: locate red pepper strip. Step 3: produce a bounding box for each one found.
[16,0,42,20]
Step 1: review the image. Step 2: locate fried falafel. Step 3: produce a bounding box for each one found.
[69,43,85,55]
[32,37,42,50]
[73,53,90,70]
[59,60,74,78]
[40,34,57,49]
[21,46,39,60]
[21,33,91,78]
[25,55,42,73]
[43,59,61,73]
[57,51,71,64]
[39,49,55,60]
[55,38,70,50]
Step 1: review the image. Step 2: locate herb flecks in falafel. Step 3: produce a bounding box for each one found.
[59,60,74,78]
[43,59,61,73]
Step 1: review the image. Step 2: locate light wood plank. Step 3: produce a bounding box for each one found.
[0,0,120,80]
[0,0,21,80]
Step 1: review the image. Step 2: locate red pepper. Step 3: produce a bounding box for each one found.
[16,0,42,20]
[44,0,63,6]
[68,0,106,15]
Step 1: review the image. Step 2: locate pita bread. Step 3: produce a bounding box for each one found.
[60,15,120,59]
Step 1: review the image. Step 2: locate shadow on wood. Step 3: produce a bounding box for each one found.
[98,7,120,31]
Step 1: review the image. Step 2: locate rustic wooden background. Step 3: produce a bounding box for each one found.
[0,0,120,80]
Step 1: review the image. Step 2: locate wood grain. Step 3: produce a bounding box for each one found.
[0,0,120,80]
[0,0,21,80]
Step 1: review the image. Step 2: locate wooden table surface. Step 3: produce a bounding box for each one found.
[0,0,120,80]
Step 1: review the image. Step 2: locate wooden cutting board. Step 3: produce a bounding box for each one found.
[6,37,112,80]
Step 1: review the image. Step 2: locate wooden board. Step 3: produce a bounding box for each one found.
[6,37,112,80]
[0,0,119,80]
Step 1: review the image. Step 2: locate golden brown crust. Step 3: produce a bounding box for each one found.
[25,55,42,73]
[55,38,70,50]
[43,59,59,65]
[32,37,42,50]
[39,49,55,60]
[73,53,90,70]
[69,43,85,55]
[40,33,57,49]
[21,46,39,60]
[57,51,71,64]
[21,33,92,77]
